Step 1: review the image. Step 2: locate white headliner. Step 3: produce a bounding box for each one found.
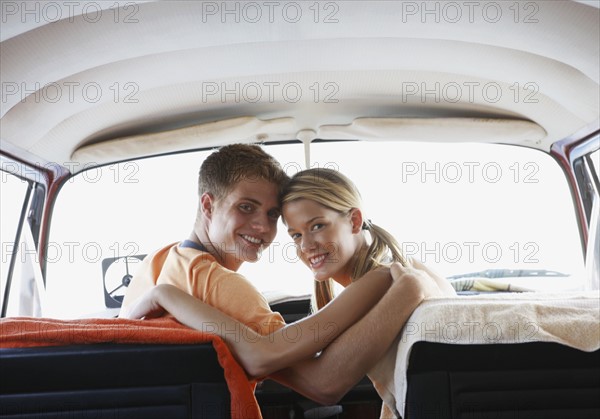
[1,1,598,172]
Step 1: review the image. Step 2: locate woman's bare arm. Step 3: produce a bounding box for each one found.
[268,264,445,405]
[124,267,393,377]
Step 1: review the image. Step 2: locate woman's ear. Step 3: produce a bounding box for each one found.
[349,208,364,234]
[200,192,214,220]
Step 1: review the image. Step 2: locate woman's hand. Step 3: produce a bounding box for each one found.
[120,285,168,319]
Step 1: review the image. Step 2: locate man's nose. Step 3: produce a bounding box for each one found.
[251,213,271,232]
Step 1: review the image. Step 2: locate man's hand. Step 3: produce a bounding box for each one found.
[390,262,446,299]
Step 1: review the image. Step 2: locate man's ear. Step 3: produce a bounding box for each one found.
[349,208,364,234]
[200,192,215,220]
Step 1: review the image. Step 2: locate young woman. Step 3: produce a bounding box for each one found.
[125,168,455,411]
[281,168,455,311]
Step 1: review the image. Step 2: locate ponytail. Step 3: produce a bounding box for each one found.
[352,222,408,280]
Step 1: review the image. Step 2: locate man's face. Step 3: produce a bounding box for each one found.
[206,178,280,271]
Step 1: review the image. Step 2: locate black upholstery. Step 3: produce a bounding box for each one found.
[6,301,596,419]
[0,343,230,418]
[405,342,600,419]
[270,299,311,323]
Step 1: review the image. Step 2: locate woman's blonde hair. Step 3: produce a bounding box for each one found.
[281,168,408,311]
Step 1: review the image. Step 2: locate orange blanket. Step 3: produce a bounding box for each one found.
[0,316,262,419]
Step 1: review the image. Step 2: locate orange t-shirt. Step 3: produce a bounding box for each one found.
[121,242,285,336]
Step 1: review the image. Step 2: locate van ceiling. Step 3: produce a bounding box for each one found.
[1,1,598,172]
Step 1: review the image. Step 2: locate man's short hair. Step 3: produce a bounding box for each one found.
[198,144,289,200]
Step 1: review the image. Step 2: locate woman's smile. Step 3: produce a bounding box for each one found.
[283,198,363,285]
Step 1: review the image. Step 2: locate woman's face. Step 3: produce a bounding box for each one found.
[283,198,363,286]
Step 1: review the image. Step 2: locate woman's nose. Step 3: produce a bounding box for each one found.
[300,234,316,252]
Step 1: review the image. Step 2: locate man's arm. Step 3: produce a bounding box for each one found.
[268,265,440,405]
[124,267,394,376]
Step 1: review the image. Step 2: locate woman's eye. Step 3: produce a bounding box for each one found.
[290,232,301,241]
[311,223,324,231]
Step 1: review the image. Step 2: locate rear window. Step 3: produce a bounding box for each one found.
[46,142,585,318]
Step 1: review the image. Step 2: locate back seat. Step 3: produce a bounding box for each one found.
[405,341,600,419]
[0,343,230,418]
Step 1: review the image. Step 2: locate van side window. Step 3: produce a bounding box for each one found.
[1,169,31,317]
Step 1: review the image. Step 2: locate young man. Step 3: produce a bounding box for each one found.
[121,144,289,334]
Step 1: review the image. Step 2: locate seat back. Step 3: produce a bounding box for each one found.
[0,343,230,418]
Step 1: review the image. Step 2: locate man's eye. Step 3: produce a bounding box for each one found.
[268,209,281,220]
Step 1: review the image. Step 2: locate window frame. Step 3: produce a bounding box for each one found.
[551,131,600,253]
[0,153,56,317]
